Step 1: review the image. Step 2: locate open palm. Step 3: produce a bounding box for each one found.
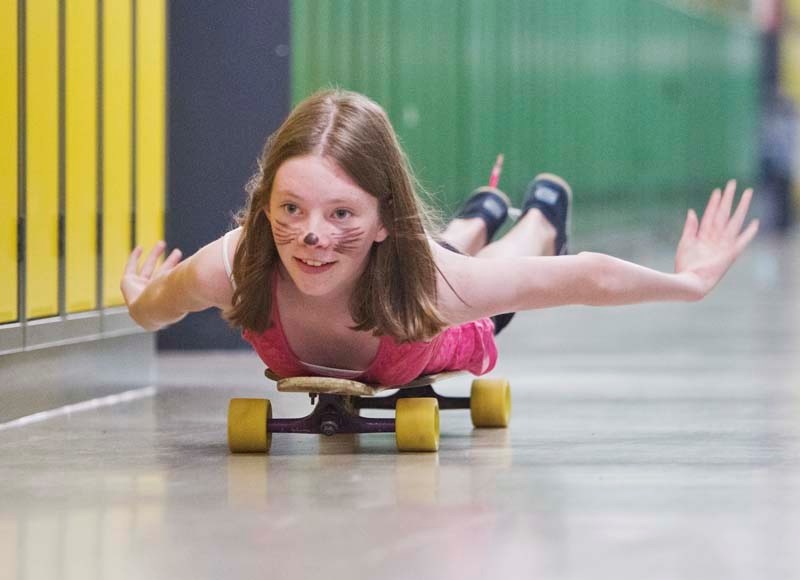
[121,242,183,308]
[675,180,759,297]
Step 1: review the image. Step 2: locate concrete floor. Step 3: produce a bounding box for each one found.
[1,231,799,580]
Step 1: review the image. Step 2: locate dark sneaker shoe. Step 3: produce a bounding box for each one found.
[454,186,512,243]
[521,173,572,255]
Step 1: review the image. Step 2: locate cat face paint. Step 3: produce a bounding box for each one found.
[266,155,388,299]
[271,218,300,247]
[331,226,365,255]
[270,219,367,255]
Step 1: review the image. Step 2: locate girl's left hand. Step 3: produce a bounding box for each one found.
[674,180,759,298]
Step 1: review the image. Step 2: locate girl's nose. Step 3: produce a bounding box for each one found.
[298,216,332,248]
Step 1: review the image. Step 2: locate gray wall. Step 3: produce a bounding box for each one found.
[160,0,291,350]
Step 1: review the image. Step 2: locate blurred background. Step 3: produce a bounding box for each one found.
[0,0,798,400]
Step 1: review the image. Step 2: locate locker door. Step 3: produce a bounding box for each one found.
[781,1,800,102]
[135,0,166,252]
[26,0,60,319]
[0,0,18,323]
[66,0,98,313]
[102,0,132,307]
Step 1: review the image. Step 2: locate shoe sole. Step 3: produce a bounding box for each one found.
[532,173,572,198]
[453,186,513,243]
[470,186,512,209]
[531,172,573,255]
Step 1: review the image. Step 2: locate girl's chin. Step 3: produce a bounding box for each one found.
[290,270,363,299]
[282,267,337,295]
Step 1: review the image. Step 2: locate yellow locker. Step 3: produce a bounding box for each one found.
[136,0,166,251]
[26,0,60,319]
[782,3,800,209]
[102,0,133,307]
[781,30,800,102]
[66,0,99,313]
[0,0,18,323]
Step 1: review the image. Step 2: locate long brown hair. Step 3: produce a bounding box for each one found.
[225,89,448,342]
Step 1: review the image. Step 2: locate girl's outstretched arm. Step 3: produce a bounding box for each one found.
[121,235,235,331]
[434,181,759,326]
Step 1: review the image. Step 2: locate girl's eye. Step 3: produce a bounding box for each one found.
[333,209,352,220]
[283,203,299,215]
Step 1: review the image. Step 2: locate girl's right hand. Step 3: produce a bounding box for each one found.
[121,241,183,310]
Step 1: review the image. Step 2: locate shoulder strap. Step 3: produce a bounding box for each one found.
[222,230,236,289]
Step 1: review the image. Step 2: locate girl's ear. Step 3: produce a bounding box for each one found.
[375,223,389,243]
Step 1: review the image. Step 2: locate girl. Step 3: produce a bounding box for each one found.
[121,89,759,386]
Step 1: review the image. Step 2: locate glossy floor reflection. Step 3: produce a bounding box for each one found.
[1,232,799,580]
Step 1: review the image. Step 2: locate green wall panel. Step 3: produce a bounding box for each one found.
[291,0,760,228]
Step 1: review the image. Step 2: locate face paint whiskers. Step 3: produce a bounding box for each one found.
[332,226,366,255]
[272,219,301,246]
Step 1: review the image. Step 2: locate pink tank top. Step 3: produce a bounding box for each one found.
[241,277,498,386]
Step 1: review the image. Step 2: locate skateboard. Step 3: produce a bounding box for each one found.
[228,370,511,453]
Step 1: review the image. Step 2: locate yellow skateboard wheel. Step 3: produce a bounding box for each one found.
[395,398,440,452]
[228,398,272,453]
[470,378,511,428]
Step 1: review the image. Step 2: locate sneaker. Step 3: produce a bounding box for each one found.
[454,186,512,243]
[521,173,572,255]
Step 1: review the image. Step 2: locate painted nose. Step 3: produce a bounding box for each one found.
[298,217,331,248]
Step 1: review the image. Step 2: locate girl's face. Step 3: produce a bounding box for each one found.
[266,155,388,298]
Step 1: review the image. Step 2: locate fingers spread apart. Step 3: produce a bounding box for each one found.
[698,181,759,244]
[139,242,167,278]
[726,188,753,239]
[125,246,144,275]
[681,208,699,242]
[712,179,737,233]
[162,248,183,270]
[734,218,759,256]
[698,187,722,237]
[125,242,178,279]
[696,181,759,256]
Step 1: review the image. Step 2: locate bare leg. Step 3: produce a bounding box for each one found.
[439,217,489,256]
[477,209,556,259]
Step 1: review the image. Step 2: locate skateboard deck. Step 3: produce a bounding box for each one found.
[265,368,465,397]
